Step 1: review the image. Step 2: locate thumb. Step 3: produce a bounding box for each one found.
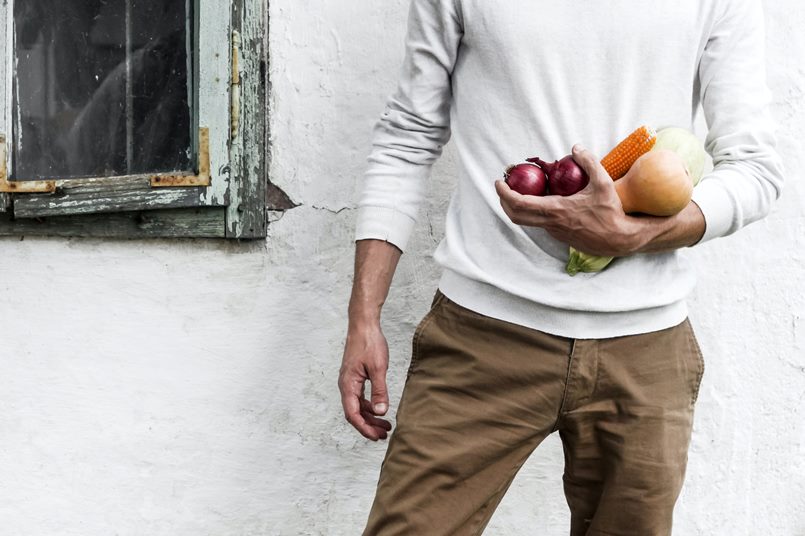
[571,144,608,187]
[369,366,389,415]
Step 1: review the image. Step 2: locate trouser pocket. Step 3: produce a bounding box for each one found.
[684,319,706,406]
[406,290,447,381]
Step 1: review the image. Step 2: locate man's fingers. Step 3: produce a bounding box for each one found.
[346,404,385,440]
[571,144,597,172]
[368,364,389,415]
[340,376,382,441]
[571,144,608,186]
[495,180,555,224]
[339,325,392,441]
[366,414,392,430]
[495,181,517,220]
[343,397,375,439]
[365,415,392,434]
[360,398,392,431]
[496,180,552,211]
[357,398,390,441]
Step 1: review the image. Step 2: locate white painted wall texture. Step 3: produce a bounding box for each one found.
[1,1,804,535]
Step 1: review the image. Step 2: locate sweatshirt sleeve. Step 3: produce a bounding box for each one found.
[691,0,785,244]
[354,0,463,252]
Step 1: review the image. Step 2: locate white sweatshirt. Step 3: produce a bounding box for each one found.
[355,0,785,339]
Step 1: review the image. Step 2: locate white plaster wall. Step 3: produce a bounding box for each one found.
[1,1,804,534]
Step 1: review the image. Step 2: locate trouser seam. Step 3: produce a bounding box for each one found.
[552,338,576,432]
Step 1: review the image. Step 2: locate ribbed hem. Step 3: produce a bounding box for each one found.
[354,206,417,253]
[691,176,735,244]
[438,269,689,339]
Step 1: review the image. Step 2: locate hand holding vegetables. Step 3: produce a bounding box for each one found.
[496,145,643,258]
[498,125,706,275]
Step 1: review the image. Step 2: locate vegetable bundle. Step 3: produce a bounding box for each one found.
[502,125,708,276]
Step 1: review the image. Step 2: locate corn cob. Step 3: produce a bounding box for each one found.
[600,125,657,180]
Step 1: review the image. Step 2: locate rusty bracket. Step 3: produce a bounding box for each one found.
[0,135,58,193]
[1,128,210,192]
[231,30,241,140]
[150,127,212,187]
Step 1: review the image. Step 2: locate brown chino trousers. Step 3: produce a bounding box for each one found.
[362,291,705,536]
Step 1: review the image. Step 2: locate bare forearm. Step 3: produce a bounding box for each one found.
[348,239,402,326]
[340,239,399,440]
[630,201,706,254]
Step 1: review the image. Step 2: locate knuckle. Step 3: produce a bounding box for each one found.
[338,365,353,382]
[545,200,562,216]
[338,375,354,392]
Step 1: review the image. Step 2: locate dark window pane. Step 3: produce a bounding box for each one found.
[11,0,195,180]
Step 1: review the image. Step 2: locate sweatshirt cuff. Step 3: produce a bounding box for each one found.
[354,205,417,253]
[690,175,735,245]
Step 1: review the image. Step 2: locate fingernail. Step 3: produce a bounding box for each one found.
[374,403,387,414]
[573,144,584,153]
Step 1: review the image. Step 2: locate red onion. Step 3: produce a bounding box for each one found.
[504,163,548,197]
[526,155,589,196]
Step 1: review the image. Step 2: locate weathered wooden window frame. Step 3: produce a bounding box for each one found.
[0,0,269,239]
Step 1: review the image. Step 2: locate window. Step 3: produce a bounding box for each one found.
[0,0,279,238]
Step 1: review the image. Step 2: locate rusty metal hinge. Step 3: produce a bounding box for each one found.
[0,135,57,193]
[230,29,241,140]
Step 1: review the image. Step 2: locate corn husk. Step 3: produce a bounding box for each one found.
[566,247,614,276]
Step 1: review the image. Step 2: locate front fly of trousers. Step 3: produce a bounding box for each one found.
[362,290,705,536]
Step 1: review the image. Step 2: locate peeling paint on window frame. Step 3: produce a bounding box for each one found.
[0,0,274,239]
